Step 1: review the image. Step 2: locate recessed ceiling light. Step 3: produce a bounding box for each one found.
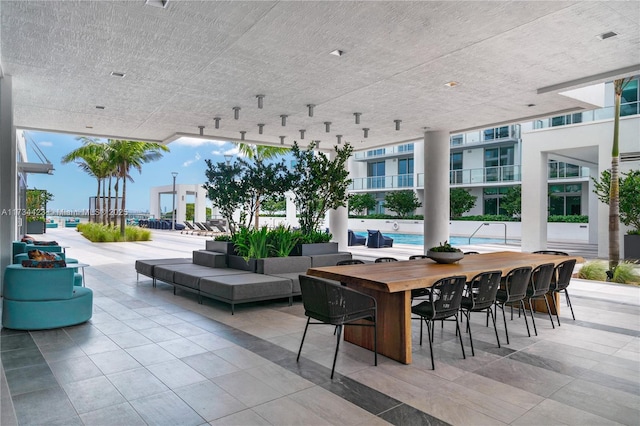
[527,103,536,107]
[329,49,344,57]
[597,31,617,40]
[145,0,168,8]
[95,105,105,110]
[110,71,126,78]
[85,126,93,129]
[444,81,458,88]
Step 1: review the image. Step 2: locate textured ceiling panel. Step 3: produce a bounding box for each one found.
[2,1,638,149]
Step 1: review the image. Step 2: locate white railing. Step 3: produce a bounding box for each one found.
[450,165,521,185]
[350,174,414,190]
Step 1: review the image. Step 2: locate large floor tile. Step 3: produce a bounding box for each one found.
[125,343,177,365]
[130,390,205,426]
[107,367,169,400]
[147,359,207,389]
[89,349,142,375]
[4,364,58,396]
[62,375,126,414]
[181,352,240,378]
[209,409,272,426]
[80,401,147,425]
[212,371,285,407]
[11,386,78,425]
[49,355,103,384]
[174,380,247,421]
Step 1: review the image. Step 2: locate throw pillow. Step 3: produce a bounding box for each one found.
[21,259,67,268]
[33,240,59,246]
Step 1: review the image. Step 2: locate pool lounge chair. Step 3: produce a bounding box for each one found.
[348,230,366,246]
[366,230,393,248]
[194,222,213,236]
[182,221,197,234]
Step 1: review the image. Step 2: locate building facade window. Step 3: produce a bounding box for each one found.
[485,145,515,182]
[398,158,414,187]
[450,152,463,184]
[368,161,385,189]
[483,186,511,215]
[549,183,582,215]
[548,161,581,179]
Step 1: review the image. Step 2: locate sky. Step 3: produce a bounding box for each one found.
[24,130,243,213]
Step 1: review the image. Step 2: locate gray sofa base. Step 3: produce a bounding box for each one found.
[135,258,193,287]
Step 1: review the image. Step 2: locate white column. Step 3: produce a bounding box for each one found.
[194,185,207,223]
[285,190,296,228]
[521,149,548,252]
[0,76,16,294]
[423,130,450,251]
[328,149,348,251]
[588,169,599,244]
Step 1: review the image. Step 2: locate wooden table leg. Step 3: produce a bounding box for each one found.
[532,293,560,315]
[343,287,412,364]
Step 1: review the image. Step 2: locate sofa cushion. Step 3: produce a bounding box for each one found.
[154,263,199,284]
[256,256,311,275]
[135,258,192,278]
[173,267,249,290]
[269,272,303,295]
[199,274,292,302]
[192,250,227,268]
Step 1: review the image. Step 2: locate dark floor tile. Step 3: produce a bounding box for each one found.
[62,376,127,414]
[0,347,46,370]
[321,376,401,416]
[508,351,586,377]
[0,334,37,352]
[130,390,205,426]
[11,386,77,425]
[379,403,452,426]
[5,364,58,396]
[578,368,640,396]
[0,329,27,337]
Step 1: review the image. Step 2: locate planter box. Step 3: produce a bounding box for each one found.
[26,221,45,234]
[227,255,257,272]
[291,242,338,256]
[624,234,640,260]
[205,240,235,255]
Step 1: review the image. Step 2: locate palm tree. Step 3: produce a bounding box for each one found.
[609,77,632,272]
[237,143,289,228]
[109,140,169,236]
[61,138,112,223]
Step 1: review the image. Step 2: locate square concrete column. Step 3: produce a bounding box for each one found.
[328,149,348,251]
[521,149,548,252]
[0,76,16,294]
[423,130,450,250]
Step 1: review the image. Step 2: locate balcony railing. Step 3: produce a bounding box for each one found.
[450,165,522,185]
[350,174,414,190]
[353,144,414,160]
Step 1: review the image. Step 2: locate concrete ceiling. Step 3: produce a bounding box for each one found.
[1,1,639,150]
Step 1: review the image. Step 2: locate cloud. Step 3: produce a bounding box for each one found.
[182,152,201,167]
[211,146,242,157]
[174,137,228,147]
[39,141,53,147]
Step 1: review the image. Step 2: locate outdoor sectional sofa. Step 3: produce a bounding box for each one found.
[136,248,352,314]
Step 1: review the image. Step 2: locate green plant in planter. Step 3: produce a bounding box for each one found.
[295,229,333,244]
[611,262,640,284]
[593,169,640,235]
[268,225,299,257]
[577,261,607,281]
[429,241,462,253]
[232,227,270,260]
[213,234,232,242]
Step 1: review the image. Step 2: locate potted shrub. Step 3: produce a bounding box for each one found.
[290,229,338,256]
[205,234,236,255]
[25,189,53,234]
[427,241,464,264]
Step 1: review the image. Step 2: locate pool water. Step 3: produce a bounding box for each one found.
[354,232,513,246]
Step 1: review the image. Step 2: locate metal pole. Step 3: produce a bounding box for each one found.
[171,172,178,230]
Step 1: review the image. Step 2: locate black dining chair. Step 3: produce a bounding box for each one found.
[548,258,578,325]
[533,250,569,256]
[297,275,377,379]
[336,259,365,266]
[464,251,480,255]
[494,266,533,344]
[461,270,503,356]
[411,275,467,370]
[526,263,556,335]
[409,255,430,260]
[374,257,398,263]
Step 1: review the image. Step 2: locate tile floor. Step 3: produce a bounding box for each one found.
[1,228,639,425]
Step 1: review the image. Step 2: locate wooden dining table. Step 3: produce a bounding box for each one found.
[306,251,583,364]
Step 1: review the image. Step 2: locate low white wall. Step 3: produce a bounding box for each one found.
[348,219,589,243]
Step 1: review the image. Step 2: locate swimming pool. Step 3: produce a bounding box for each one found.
[354,232,514,246]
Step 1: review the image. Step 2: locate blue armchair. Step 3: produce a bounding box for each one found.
[348,230,366,246]
[366,230,393,248]
[2,265,93,330]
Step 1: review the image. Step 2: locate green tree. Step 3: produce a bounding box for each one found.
[349,193,376,216]
[384,190,421,218]
[501,185,521,217]
[289,141,353,235]
[607,77,633,270]
[450,188,476,218]
[109,140,169,236]
[186,203,195,221]
[237,143,289,228]
[593,169,640,234]
[261,194,286,215]
[203,160,246,235]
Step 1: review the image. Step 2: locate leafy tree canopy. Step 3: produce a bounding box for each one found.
[501,185,521,217]
[384,190,421,218]
[349,193,376,216]
[593,169,640,233]
[450,188,476,218]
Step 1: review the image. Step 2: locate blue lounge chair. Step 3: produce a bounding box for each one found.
[366,230,393,248]
[348,230,366,246]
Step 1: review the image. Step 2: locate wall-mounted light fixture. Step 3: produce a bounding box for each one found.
[233,107,241,120]
[354,112,362,124]
[336,135,342,144]
[299,129,306,139]
[240,131,246,141]
[363,128,369,138]
[307,104,315,117]
[394,119,402,131]
[198,125,204,136]
[280,115,288,126]
[214,117,221,129]
[258,123,265,134]
[324,122,331,132]
[279,136,286,145]
[256,94,265,109]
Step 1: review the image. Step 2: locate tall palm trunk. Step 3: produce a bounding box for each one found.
[120,162,127,236]
[94,179,100,223]
[101,179,107,225]
[609,78,631,272]
[107,175,113,227]
[113,178,120,228]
